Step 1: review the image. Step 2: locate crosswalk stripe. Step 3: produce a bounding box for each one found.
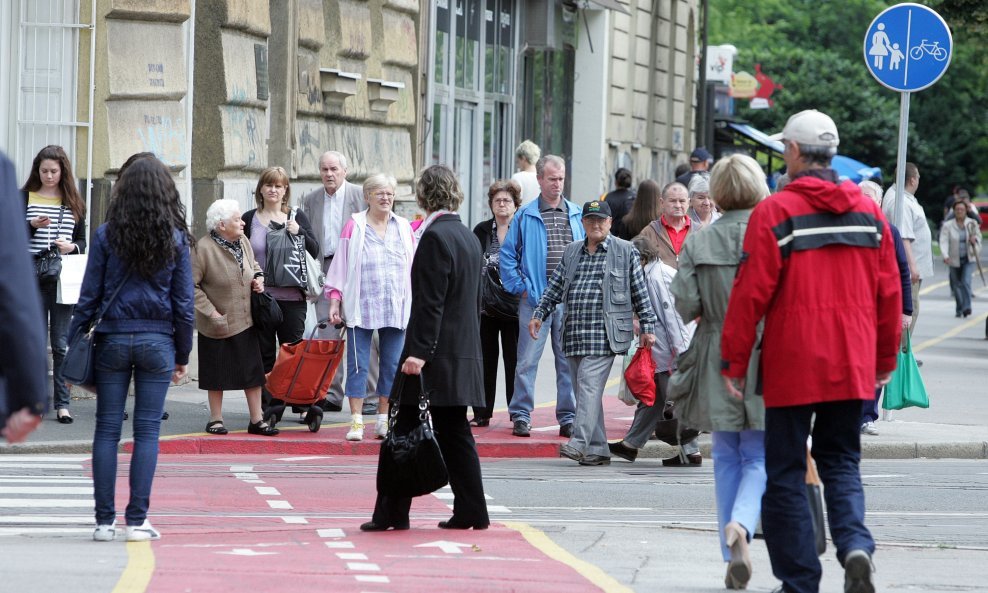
[0,487,92,495]
[0,477,92,483]
[0,499,93,508]
[0,516,93,524]
[0,463,83,469]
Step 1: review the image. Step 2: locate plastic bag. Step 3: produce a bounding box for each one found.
[882,334,930,410]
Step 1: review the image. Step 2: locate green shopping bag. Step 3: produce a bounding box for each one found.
[882,334,929,410]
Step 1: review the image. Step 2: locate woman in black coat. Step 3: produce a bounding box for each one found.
[361,165,490,531]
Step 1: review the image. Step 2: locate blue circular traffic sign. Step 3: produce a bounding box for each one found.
[863,3,952,92]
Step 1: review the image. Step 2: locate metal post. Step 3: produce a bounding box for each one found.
[892,91,910,228]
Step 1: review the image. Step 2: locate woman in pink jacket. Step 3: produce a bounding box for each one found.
[325,174,415,441]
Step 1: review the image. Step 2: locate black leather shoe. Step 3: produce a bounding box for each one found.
[558,423,574,438]
[608,441,638,462]
[662,453,702,466]
[360,521,409,532]
[438,518,489,530]
[247,421,280,436]
[469,417,491,427]
[559,444,583,461]
[578,454,611,466]
[318,399,343,412]
[512,420,530,437]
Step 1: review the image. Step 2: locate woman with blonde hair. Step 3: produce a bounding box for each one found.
[22,145,87,424]
[670,153,769,589]
[325,174,415,441]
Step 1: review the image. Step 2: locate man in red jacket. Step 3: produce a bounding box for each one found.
[720,110,901,593]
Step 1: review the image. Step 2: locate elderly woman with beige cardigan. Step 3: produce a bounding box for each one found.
[193,199,278,436]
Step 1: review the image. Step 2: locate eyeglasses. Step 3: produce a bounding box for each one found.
[583,218,610,227]
[373,192,396,199]
[491,198,514,205]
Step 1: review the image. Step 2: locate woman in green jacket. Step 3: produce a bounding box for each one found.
[669,154,769,590]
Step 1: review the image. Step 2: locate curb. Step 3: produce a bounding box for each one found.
[3,439,987,459]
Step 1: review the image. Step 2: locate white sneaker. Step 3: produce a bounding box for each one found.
[125,520,161,541]
[375,418,388,439]
[93,522,116,542]
[861,422,879,436]
[346,421,364,441]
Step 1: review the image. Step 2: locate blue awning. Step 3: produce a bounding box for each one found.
[725,122,881,183]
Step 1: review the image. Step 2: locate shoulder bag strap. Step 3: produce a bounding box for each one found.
[90,270,133,333]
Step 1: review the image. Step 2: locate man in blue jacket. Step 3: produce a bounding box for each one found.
[499,155,585,437]
[0,151,48,443]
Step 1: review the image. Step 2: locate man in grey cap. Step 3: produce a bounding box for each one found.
[721,109,901,593]
[676,147,713,188]
[530,200,657,466]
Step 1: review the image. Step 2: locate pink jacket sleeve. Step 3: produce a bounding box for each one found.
[324,219,355,301]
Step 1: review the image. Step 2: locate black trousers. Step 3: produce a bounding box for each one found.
[371,404,489,527]
[257,299,308,372]
[473,314,518,419]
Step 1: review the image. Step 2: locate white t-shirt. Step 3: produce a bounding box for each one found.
[882,185,933,280]
[512,171,540,205]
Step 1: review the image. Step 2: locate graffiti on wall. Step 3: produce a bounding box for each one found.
[136,114,186,166]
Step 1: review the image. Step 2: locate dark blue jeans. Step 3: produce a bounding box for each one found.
[39,279,73,410]
[92,332,174,526]
[763,400,875,593]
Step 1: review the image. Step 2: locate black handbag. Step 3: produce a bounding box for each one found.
[481,265,519,320]
[263,222,305,289]
[34,207,66,281]
[250,290,283,334]
[376,373,449,498]
[62,272,132,392]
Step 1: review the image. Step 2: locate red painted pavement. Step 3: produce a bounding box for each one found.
[114,455,612,593]
[144,396,641,458]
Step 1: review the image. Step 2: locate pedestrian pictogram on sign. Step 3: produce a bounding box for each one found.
[863,3,952,92]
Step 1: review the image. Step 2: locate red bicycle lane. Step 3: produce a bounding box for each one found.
[133,456,624,593]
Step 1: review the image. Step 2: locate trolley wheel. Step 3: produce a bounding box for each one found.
[304,407,323,433]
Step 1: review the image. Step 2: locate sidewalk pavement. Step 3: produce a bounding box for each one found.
[3,373,985,458]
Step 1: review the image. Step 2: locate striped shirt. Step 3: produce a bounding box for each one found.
[540,198,572,280]
[25,192,75,255]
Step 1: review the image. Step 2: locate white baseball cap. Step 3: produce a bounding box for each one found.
[769,109,840,148]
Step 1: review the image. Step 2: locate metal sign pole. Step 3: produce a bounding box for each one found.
[892,91,910,228]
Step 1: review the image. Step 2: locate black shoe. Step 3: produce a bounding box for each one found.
[56,410,74,424]
[469,417,491,427]
[559,444,583,461]
[438,518,489,530]
[558,423,574,438]
[916,359,923,367]
[608,441,638,462]
[247,421,279,436]
[843,549,875,593]
[512,420,530,437]
[963,309,972,317]
[662,453,702,466]
[318,399,343,412]
[360,521,409,532]
[161,411,169,421]
[578,454,611,466]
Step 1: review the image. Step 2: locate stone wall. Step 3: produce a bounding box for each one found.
[86,0,192,227]
[606,0,697,187]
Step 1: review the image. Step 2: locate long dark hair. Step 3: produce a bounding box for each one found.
[21,145,85,222]
[622,179,662,238]
[105,157,192,278]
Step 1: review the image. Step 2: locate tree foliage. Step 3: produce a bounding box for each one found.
[710,0,988,213]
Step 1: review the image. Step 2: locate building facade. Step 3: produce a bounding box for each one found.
[1,0,697,233]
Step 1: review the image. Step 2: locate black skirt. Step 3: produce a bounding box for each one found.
[198,328,266,391]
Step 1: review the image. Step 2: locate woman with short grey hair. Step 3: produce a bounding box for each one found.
[512,140,541,203]
[193,198,277,436]
[687,172,719,226]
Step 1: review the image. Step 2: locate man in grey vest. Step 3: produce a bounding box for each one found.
[300,151,377,411]
[529,200,657,466]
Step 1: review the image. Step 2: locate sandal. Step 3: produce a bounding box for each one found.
[247,420,279,436]
[205,420,228,435]
[56,410,74,424]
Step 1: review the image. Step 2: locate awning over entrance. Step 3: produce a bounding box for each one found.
[716,119,882,184]
[576,0,631,15]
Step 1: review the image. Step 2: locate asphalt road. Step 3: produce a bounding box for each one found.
[1,455,986,593]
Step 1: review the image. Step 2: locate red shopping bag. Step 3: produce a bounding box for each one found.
[266,339,345,404]
[623,345,656,406]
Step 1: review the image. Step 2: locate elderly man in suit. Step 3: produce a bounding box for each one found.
[1,151,48,443]
[301,150,377,411]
